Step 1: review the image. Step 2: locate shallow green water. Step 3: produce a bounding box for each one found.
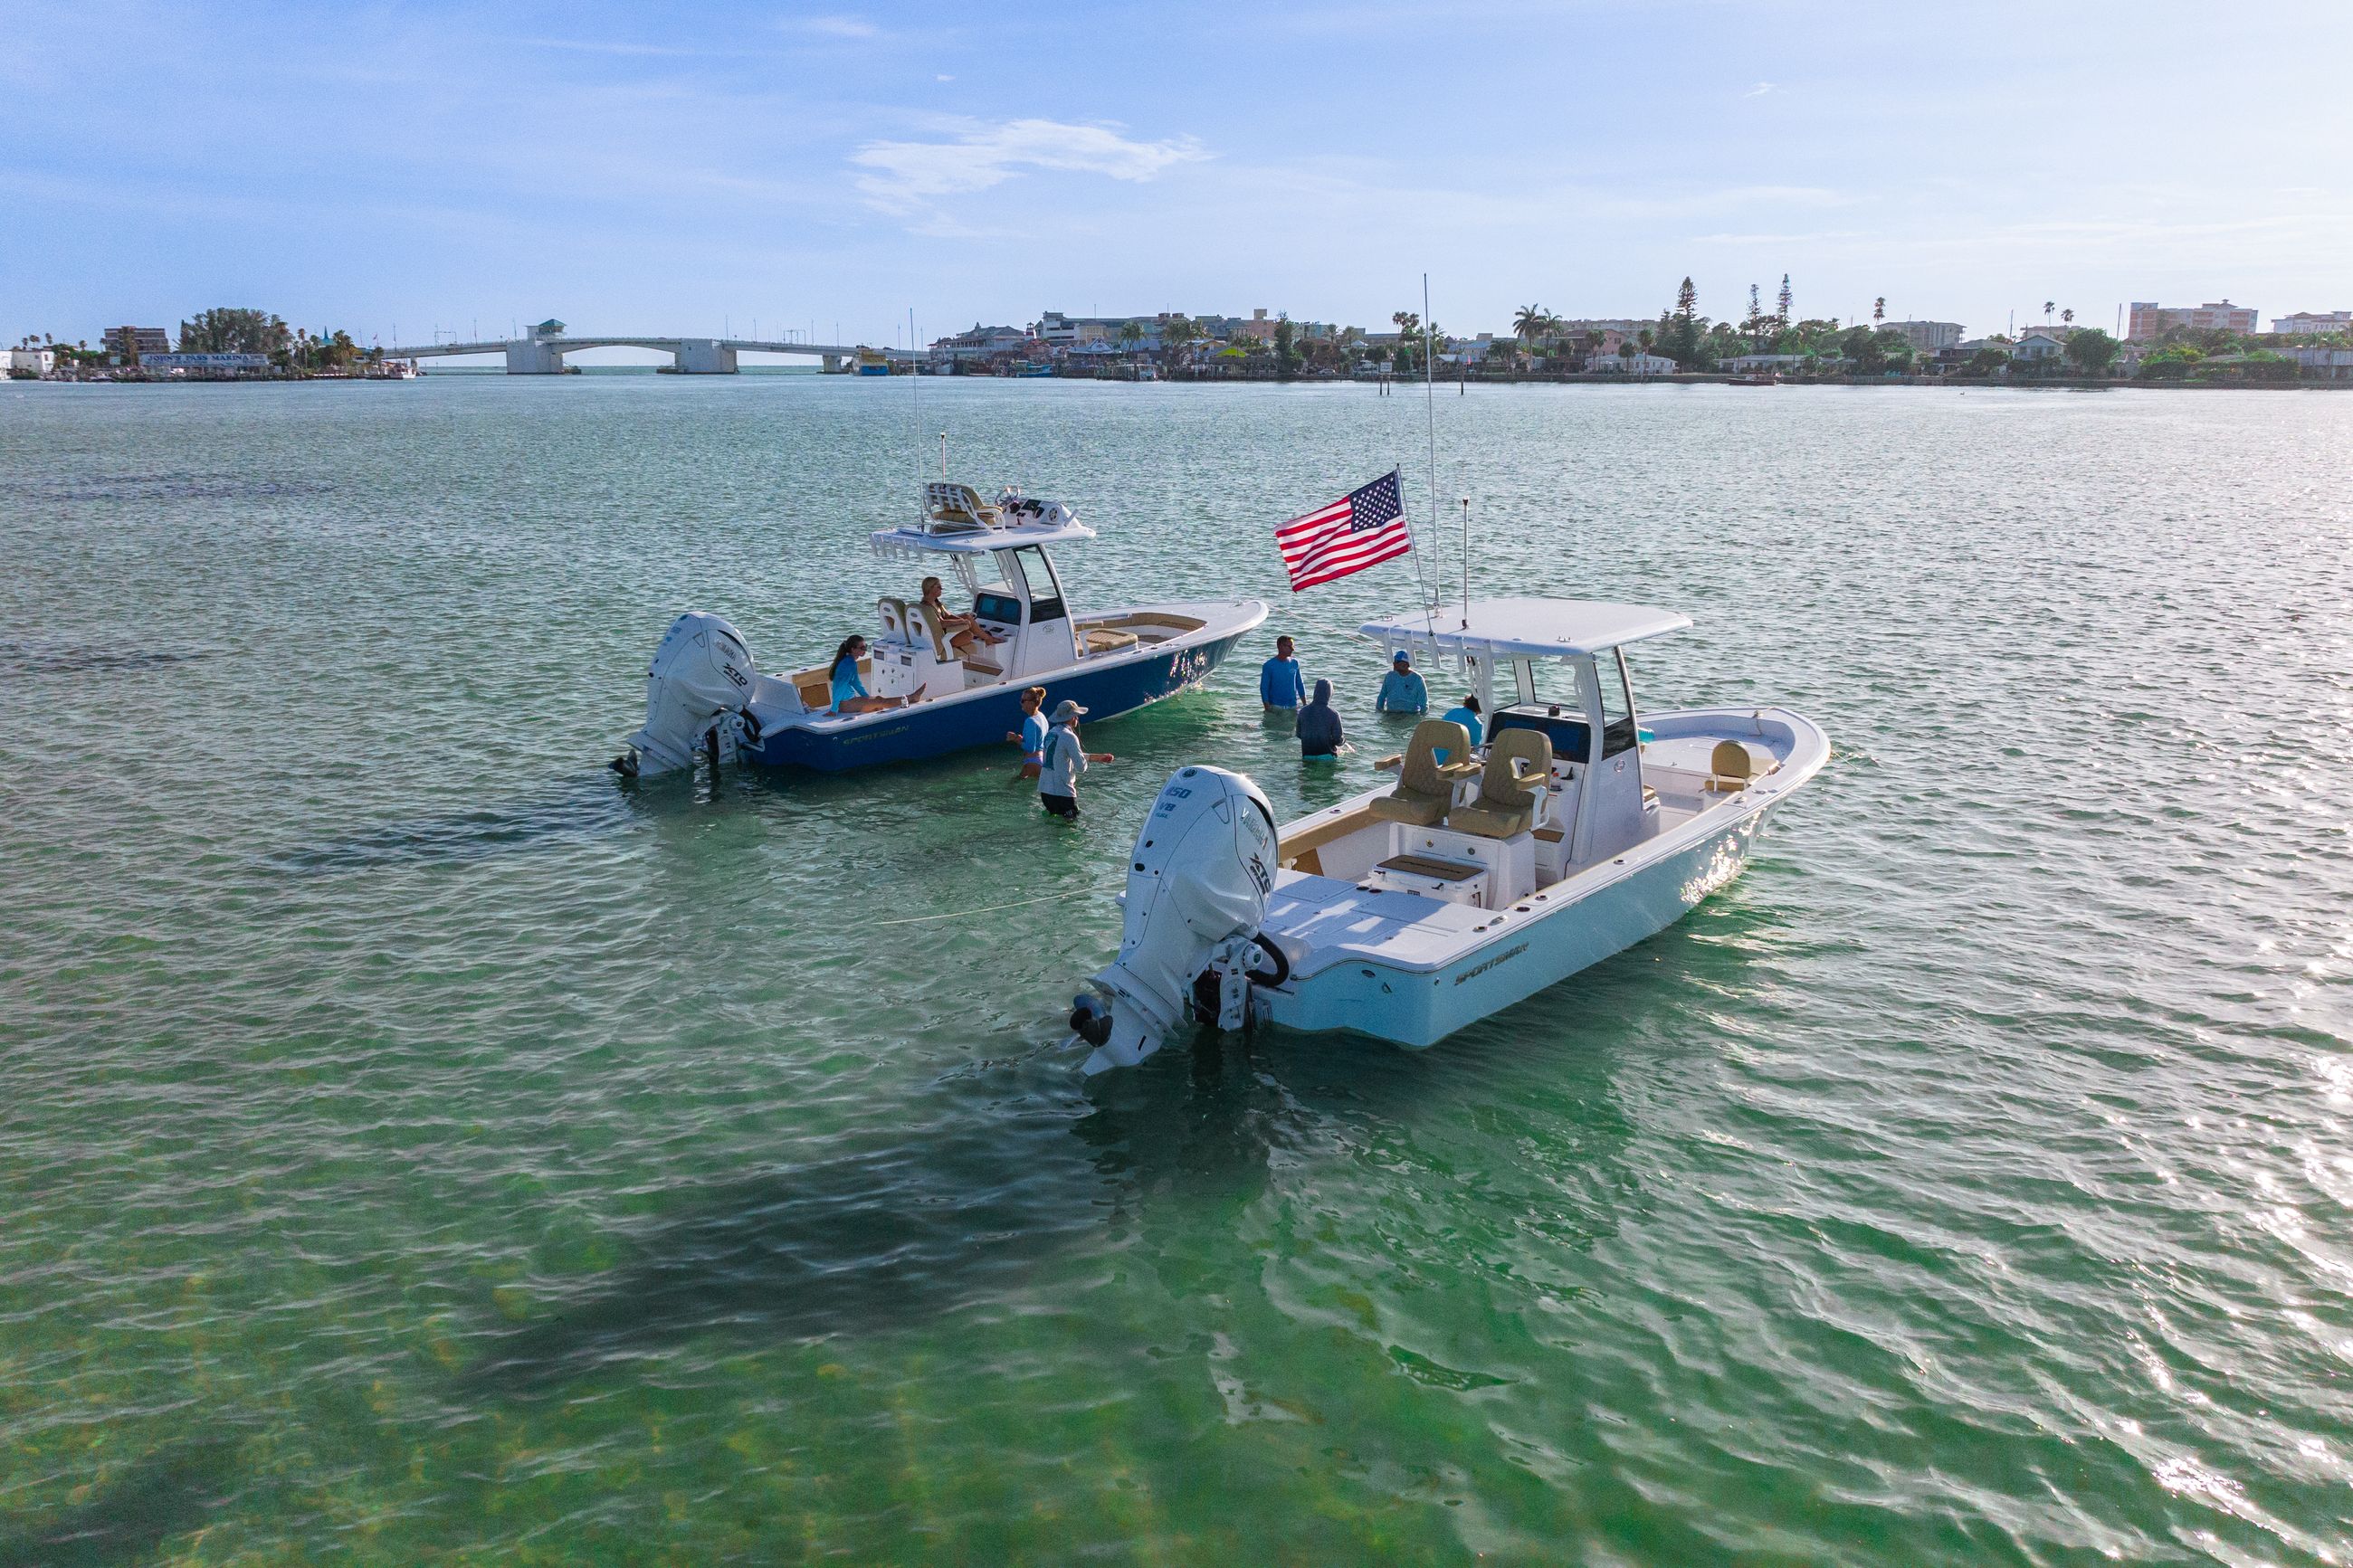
[3,375,2349,1564]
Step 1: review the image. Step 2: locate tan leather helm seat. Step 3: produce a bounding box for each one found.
[1448,727,1554,838]
[1369,719,1480,826]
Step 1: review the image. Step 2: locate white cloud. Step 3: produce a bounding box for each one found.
[851,119,1206,209]
[797,14,877,38]
[1746,81,1776,97]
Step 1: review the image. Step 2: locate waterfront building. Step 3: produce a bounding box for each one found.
[930,323,1034,369]
[1722,354,1808,373]
[1880,320,1965,351]
[8,347,55,376]
[1038,310,1190,349]
[1585,350,1678,375]
[2271,310,2352,337]
[102,325,170,363]
[2285,347,2353,379]
[2128,300,2257,339]
[2014,332,2068,362]
[1229,309,1279,345]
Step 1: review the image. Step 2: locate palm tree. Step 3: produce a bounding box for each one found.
[2043,299,2055,322]
[1393,310,1421,370]
[1512,303,1548,342]
[2061,308,2075,327]
[1117,320,1145,356]
[1873,297,1886,324]
[1162,315,1197,365]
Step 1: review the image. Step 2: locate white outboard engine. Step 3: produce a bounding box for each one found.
[613,612,759,778]
[1070,765,1288,1075]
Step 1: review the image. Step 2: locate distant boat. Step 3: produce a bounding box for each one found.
[1727,374,1778,386]
[614,481,1265,776]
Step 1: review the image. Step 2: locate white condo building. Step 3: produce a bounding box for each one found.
[1878,320,1965,351]
[2271,310,2351,337]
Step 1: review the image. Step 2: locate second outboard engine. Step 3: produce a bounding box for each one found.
[613,611,758,777]
[1071,765,1287,1075]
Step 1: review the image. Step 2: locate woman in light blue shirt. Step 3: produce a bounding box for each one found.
[827,635,921,715]
[1005,685,1049,779]
[1435,694,1482,765]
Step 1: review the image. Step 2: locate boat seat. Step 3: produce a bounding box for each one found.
[1702,739,1774,793]
[911,601,955,663]
[1083,627,1142,655]
[1447,728,1554,839]
[923,481,1000,533]
[877,596,912,643]
[1368,720,1479,827]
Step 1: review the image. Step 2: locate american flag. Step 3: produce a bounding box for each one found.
[1275,469,1411,592]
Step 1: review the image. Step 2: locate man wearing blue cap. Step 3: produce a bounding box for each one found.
[1376,650,1428,714]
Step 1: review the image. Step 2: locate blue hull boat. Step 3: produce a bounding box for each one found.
[744,606,1255,772]
[615,481,1268,777]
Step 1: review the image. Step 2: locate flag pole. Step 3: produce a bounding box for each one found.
[1421,273,1444,654]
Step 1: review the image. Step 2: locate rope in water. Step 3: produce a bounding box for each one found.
[868,881,1127,927]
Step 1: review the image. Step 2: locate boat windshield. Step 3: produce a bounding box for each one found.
[1513,656,1587,710]
[1002,546,1066,622]
[1599,650,1638,757]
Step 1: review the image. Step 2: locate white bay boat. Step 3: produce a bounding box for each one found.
[1068,597,1828,1071]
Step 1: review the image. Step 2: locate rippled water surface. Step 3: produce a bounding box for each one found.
[4,375,2349,1564]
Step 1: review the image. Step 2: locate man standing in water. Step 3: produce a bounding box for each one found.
[1038,699,1113,820]
[1376,650,1428,714]
[1260,635,1307,711]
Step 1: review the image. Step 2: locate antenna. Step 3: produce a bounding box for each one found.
[910,307,920,517]
[1459,497,1472,629]
[1424,275,1448,656]
[939,432,948,478]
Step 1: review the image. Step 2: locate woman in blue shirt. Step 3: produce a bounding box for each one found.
[1005,685,1049,779]
[1435,694,1482,765]
[827,635,922,715]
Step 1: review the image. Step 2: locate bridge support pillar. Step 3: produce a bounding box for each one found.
[505,339,567,375]
[673,339,739,375]
[822,354,843,374]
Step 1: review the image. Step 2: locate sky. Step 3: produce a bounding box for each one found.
[5,0,2351,353]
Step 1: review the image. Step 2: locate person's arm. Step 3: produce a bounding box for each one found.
[1090,751,1114,763]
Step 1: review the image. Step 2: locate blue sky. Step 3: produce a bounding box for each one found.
[5,0,2349,351]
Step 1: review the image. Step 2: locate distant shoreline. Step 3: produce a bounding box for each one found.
[14,367,2345,392]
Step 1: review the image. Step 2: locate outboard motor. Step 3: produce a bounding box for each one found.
[1071,765,1288,1075]
[613,612,759,778]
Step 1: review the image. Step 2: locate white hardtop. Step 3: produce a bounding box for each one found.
[1359,596,1691,660]
[869,481,1098,559]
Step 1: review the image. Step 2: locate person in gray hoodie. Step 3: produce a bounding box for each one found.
[1296,679,1345,760]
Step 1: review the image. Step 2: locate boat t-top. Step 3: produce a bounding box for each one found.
[614,481,1267,775]
[1068,596,1829,1071]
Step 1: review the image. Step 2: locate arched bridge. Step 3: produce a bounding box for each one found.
[384,319,899,375]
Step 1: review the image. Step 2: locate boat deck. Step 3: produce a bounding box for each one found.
[1262,870,1497,974]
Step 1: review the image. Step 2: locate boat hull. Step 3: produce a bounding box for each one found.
[1258,783,1781,1049]
[744,617,1257,773]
